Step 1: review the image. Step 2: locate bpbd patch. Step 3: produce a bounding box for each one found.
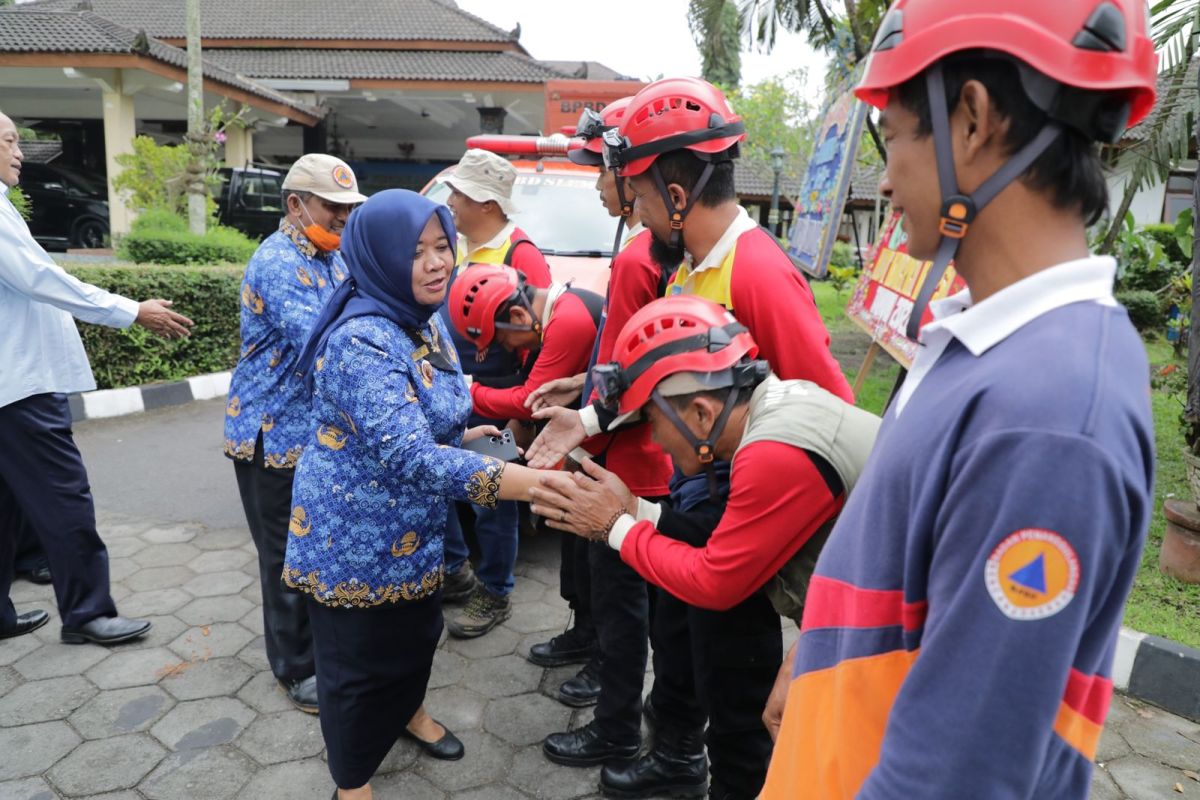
[984,528,1080,621]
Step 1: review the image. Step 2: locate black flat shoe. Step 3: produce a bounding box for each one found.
[61,615,151,645]
[543,721,640,767]
[402,720,464,761]
[278,676,319,714]
[16,566,52,585]
[0,609,49,640]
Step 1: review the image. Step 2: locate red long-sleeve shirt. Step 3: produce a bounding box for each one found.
[667,224,853,402]
[470,291,598,421]
[618,441,843,610]
[584,228,673,497]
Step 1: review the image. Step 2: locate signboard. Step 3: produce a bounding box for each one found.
[786,77,868,279]
[544,79,646,136]
[845,211,965,368]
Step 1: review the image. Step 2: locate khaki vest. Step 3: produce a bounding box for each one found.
[735,375,881,621]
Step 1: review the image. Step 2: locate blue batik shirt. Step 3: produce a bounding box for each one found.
[283,313,506,607]
[224,221,348,468]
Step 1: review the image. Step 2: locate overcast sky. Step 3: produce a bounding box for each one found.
[455,0,828,89]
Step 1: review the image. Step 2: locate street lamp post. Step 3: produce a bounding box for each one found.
[769,145,786,238]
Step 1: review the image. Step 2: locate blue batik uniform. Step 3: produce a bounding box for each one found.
[224,222,349,468]
[284,313,505,607]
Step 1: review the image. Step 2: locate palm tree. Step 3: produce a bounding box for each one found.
[688,0,743,88]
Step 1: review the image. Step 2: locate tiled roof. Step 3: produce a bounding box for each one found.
[735,157,884,205]
[0,10,321,118]
[10,0,517,43]
[1124,56,1198,143]
[541,60,637,82]
[205,49,572,83]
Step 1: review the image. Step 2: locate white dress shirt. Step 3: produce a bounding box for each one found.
[0,192,139,408]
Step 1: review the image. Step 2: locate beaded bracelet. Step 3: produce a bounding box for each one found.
[596,509,625,542]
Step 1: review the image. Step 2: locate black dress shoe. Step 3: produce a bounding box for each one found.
[401,720,464,761]
[0,609,49,640]
[279,676,319,714]
[528,625,596,667]
[543,720,640,767]
[16,566,52,585]
[557,661,601,708]
[61,615,151,645]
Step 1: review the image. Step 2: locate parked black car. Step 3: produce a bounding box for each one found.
[19,162,110,251]
[214,166,286,241]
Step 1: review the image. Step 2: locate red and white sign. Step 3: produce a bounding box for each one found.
[845,211,965,368]
[543,79,645,136]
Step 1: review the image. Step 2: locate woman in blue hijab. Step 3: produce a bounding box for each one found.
[286,190,551,800]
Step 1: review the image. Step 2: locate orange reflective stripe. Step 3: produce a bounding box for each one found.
[761,648,918,799]
[1053,700,1104,760]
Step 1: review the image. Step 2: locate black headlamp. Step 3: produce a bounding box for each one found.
[601,128,628,171]
[575,108,607,141]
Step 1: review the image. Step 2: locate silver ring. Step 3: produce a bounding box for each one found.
[560,510,567,522]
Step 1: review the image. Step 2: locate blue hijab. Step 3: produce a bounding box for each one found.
[296,189,456,389]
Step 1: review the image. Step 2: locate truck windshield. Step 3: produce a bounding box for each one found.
[423,171,617,257]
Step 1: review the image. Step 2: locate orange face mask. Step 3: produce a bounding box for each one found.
[300,203,341,252]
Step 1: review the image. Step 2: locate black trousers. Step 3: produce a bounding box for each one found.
[14,518,48,573]
[559,531,594,635]
[648,471,781,799]
[589,530,654,744]
[0,393,117,630]
[650,587,781,799]
[309,594,442,789]
[233,435,314,682]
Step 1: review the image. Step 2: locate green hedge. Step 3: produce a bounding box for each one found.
[1142,223,1189,266]
[1114,288,1162,332]
[116,209,260,266]
[65,263,244,389]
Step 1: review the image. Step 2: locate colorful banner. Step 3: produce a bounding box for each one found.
[786,76,868,279]
[845,211,965,368]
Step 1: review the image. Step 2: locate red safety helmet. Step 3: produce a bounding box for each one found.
[858,0,1158,343]
[856,0,1157,141]
[607,77,745,177]
[593,296,761,423]
[447,264,531,352]
[569,96,633,166]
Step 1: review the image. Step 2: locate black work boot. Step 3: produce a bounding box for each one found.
[599,725,708,799]
[527,623,596,667]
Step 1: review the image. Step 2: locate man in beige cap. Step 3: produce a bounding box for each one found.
[224,153,365,714]
[437,148,552,639]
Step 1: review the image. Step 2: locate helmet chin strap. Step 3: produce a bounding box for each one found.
[649,160,717,250]
[906,63,1065,341]
[608,169,635,257]
[650,385,742,499]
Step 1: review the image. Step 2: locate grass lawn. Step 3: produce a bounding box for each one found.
[810,280,1200,650]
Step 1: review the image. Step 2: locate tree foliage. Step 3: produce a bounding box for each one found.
[689,0,743,89]
[725,68,818,191]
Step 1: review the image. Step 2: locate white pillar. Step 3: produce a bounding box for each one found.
[101,76,137,238]
[224,125,253,168]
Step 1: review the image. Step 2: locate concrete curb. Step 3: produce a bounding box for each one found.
[68,370,232,423]
[1116,625,1200,721]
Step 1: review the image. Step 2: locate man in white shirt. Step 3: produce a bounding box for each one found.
[0,111,193,645]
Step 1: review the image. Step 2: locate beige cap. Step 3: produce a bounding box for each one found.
[440,148,517,215]
[282,154,367,205]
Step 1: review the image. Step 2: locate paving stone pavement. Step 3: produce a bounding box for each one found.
[1,399,1198,799]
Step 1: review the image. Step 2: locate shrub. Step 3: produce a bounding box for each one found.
[829,241,856,270]
[1115,289,1163,332]
[65,262,244,389]
[1142,223,1189,266]
[117,210,259,265]
[6,185,30,220]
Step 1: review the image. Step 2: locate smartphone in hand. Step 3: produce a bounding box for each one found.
[462,428,521,462]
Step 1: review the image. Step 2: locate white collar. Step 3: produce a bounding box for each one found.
[466,221,517,257]
[923,256,1117,356]
[621,221,645,250]
[689,206,757,274]
[540,282,571,332]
